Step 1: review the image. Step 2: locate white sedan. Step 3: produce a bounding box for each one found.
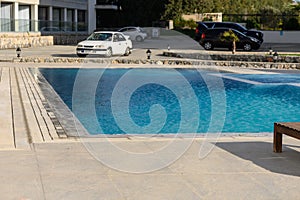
[118,27,148,42]
[76,31,132,57]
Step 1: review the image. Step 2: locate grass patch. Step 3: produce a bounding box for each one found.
[279,53,300,56]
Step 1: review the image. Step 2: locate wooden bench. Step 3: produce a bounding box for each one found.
[274,122,300,153]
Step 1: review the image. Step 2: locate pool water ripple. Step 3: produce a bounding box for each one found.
[39,68,300,135]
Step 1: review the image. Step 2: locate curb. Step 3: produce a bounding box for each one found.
[0,55,299,70]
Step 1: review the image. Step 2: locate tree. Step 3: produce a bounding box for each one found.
[259,6,281,30]
[163,0,183,21]
[220,29,239,54]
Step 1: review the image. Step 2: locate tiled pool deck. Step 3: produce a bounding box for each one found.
[0,46,299,199]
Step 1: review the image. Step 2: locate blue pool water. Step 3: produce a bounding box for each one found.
[39,68,300,134]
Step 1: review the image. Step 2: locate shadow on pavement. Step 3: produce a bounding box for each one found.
[51,54,78,57]
[216,141,300,177]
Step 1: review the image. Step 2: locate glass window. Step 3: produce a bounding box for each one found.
[53,8,63,21]
[38,7,48,20]
[116,33,126,41]
[88,33,113,41]
[67,9,74,22]
[77,10,86,23]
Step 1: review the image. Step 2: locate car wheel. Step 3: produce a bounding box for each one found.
[203,41,213,50]
[124,47,130,56]
[243,43,252,51]
[77,54,87,58]
[106,47,112,57]
[136,35,143,42]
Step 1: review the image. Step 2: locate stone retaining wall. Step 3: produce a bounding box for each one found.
[163,52,300,63]
[10,57,300,70]
[0,32,53,49]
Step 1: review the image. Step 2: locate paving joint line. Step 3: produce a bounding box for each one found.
[9,68,16,148]
[0,67,2,82]
[34,69,68,138]
[14,67,33,145]
[22,68,54,141]
[18,68,45,141]
[26,68,68,138]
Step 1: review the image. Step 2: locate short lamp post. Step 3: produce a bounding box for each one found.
[273,51,279,63]
[269,47,273,55]
[146,49,151,59]
[16,47,21,58]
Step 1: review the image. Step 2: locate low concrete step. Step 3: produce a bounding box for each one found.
[0,68,15,149]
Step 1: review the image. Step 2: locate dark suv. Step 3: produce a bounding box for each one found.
[199,28,262,51]
[195,22,264,43]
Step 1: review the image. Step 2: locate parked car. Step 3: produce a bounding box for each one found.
[76,31,132,57]
[195,22,264,43]
[40,26,65,33]
[117,26,147,42]
[199,28,262,51]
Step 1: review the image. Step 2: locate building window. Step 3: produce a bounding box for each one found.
[38,7,50,31]
[53,8,63,22]
[66,9,74,31]
[67,9,74,22]
[19,5,31,32]
[77,10,86,31]
[1,3,13,31]
[38,7,48,21]
[52,7,64,29]
[77,10,86,23]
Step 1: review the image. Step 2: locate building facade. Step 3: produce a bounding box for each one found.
[0,0,39,32]
[38,0,93,33]
[0,0,102,33]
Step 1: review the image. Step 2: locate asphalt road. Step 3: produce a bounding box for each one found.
[133,34,300,53]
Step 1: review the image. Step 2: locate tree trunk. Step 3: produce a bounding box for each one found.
[232,40,236,54]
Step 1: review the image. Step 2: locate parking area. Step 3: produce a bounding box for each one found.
[1,30,300,62]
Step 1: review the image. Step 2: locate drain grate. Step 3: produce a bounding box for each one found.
[42,100,67,138]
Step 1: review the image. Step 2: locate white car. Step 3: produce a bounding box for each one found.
[76,31,132,57]
[118,27,148,42]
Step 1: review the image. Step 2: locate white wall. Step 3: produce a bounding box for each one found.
[262,31,300,43]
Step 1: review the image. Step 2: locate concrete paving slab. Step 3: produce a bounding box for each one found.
[110,174,202,200]
[0,136,298,199]
[0,150,44,200]
[10,67,30,149]
[15,68,44,143]
[0,67,14,149]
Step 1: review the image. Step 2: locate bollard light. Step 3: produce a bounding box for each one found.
[146,49,151,59]
[273,51,279,62]
[16,47,21,58]
[269,47,273,55]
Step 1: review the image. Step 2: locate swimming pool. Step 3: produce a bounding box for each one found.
[39,68,300,135]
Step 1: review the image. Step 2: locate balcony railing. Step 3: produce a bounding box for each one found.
[95,0,119,10]
[39,20,88,33]
[96,0,119,5]
[0,18,88,33]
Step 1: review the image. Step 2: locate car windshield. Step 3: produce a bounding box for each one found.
[138,27,146,32]
[232,29,247,37]
[233,23,247,31]
[87,33,112,41]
